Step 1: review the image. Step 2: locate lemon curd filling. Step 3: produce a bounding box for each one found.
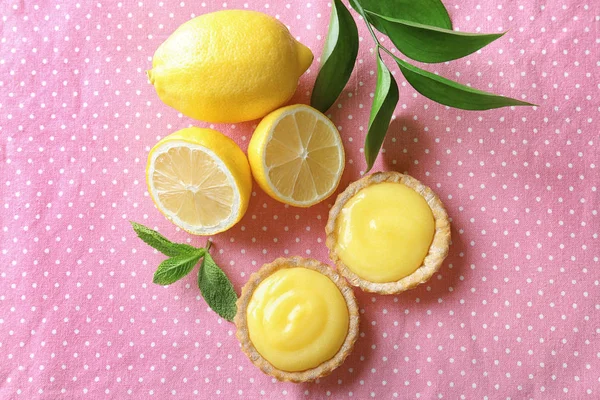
[246,267,349,372]
[334,182,435,283]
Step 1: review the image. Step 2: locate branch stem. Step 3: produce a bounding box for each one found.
[364,20,397,62]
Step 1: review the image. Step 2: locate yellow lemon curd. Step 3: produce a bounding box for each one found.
[334,182,435,283]
[246,267,349,372]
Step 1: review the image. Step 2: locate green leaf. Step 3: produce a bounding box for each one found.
[153,251,204,286]
[130,221,197,257]
[198,252,238,322]
[348,0,367,18]
[366,11,504,63]
[310,0,359,112]
[394,57,535,110]
[351,0,452,30]
[365,53,399,171]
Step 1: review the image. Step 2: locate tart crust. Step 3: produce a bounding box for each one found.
[235,256,360,383]
[325,171,451,294]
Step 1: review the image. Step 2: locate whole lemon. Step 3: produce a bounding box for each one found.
[148,10,314,124]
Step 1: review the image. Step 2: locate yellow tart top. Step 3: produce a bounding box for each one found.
[246,266,349,372]
[334,181,435,283]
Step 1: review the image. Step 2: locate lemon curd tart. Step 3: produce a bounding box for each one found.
[235,257,359,382]
[326,172,451,294]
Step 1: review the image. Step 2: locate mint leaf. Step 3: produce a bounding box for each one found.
[131,221,197,257]
[153,250,205,285]
[198,252,238,321]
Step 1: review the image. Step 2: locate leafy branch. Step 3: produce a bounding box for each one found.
[130,221,237,321]
[311,0,535,172]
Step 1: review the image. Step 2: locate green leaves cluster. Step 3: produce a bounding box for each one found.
[311,0,535,172]
[131,222,238,321]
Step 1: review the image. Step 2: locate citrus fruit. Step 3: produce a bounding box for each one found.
[147,10,314,123]
[247,104,345,207]
[146,127,252,235]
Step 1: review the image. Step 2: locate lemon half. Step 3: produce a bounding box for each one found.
[146,127,252,235]
[248,104,345,207]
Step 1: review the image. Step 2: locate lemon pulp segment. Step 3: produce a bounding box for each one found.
[334,182,435,283]
[246,267,349,372]
[151,142,236,228]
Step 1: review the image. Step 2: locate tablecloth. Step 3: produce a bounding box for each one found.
[1,0,598,398]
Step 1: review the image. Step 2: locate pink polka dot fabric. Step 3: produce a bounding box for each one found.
[1,0,598,398]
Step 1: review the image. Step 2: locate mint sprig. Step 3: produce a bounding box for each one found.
[131,221,238,321]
